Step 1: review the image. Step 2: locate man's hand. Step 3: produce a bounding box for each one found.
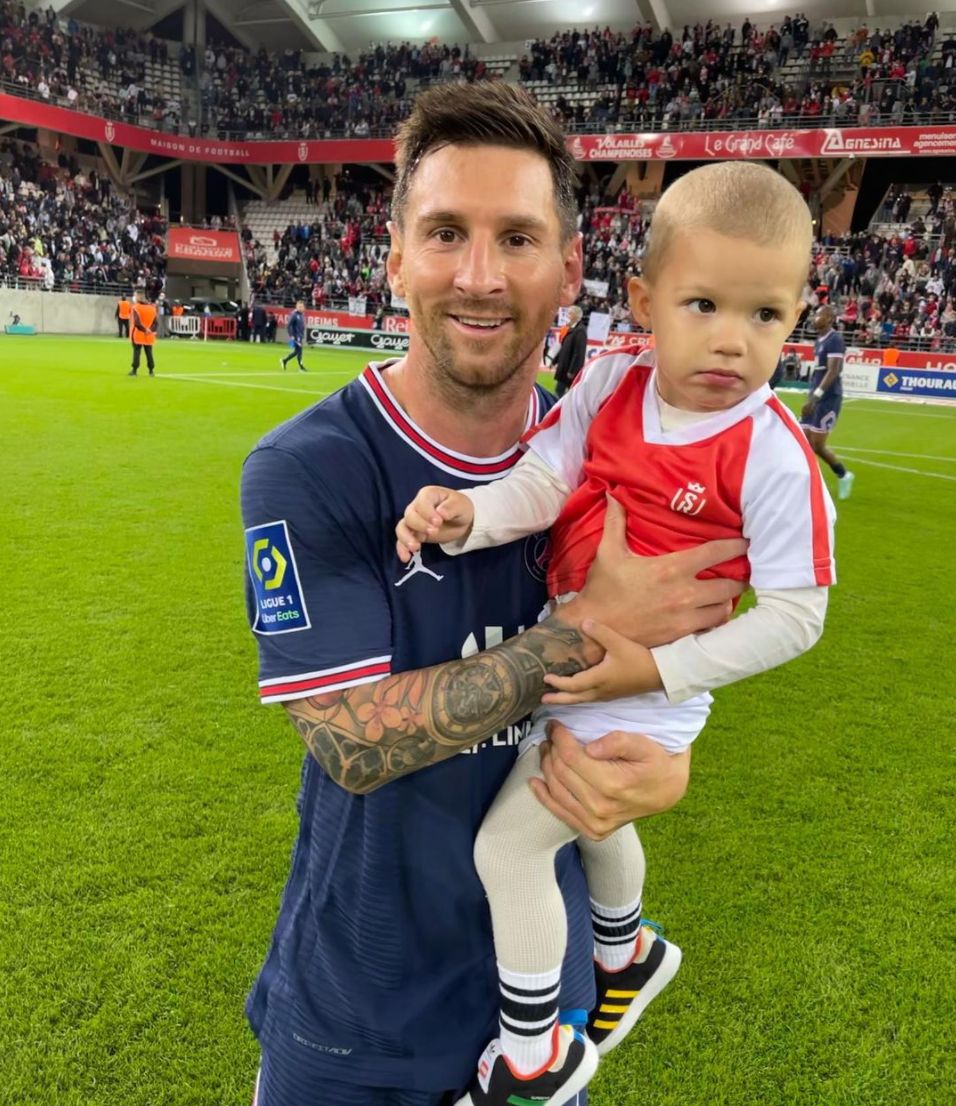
[529,722,690,841]
[801,398,817,420]
[563,495,745,647]
[396,485,475,562]
[542,618,662,703]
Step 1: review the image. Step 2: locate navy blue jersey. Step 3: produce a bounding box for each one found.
[240,362,595,1093]
[287,309,305,342]
[811,328,845,396]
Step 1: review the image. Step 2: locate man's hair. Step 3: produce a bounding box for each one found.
[641,161,812,287]
[391,82,579,241]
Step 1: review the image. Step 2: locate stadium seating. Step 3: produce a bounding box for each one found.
[0,138,167,295]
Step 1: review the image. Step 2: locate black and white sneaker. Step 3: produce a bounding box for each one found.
[588,925,682,1056]
[454,1024,598,1106]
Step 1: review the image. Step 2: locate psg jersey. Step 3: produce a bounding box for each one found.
[240,363,595,1092]
[811,329,845,396]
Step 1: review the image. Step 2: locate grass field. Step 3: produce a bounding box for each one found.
[2,334,955,1106]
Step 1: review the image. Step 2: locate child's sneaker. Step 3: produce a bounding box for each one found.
[454,1023,598,1106]
[588,925,682,1056]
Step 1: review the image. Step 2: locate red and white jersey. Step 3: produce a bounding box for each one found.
[524,347,836,598]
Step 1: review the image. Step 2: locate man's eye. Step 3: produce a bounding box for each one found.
[686,298,716,313]
[434,229,458,243]
[506,235,532,248]
[756,307,780,323]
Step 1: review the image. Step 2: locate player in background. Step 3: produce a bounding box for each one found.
[128,288,157,376]
[280,299,308,371]
[398,162,836,1106]
[801,304,855,499]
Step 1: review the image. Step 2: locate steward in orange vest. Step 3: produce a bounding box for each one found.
[129,291,158,376]
[116,295,132,338]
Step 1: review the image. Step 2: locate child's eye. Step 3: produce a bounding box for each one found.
[686,298,716,314]
[756,307,780,323]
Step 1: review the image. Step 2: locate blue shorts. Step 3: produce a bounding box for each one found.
[801,392,842,433]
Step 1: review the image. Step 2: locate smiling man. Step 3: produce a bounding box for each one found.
[240,83,745,1106]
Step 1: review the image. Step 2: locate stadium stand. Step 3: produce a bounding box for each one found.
[0,138,167,295]
[2,4,954,139]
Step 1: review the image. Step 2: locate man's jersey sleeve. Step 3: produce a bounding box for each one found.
[241,444,392,704]
[741,398,837,589]
[523,350,636,489]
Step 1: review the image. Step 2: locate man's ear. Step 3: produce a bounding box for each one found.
[627,275,653,329]
[386,220,405,299]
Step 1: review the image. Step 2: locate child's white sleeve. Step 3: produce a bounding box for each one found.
[650,586,828,703]
[440,451,571,555]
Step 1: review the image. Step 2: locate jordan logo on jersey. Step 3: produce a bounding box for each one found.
[670,482,707,516]
[394,550,445,587]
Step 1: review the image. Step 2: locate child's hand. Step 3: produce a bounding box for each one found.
[541,619,664,704]
[395,486,475,563]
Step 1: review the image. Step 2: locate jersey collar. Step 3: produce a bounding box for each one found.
[641,365,772,446]
[360,362,543,481]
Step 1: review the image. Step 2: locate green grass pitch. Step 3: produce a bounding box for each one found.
[2,335,954,1105]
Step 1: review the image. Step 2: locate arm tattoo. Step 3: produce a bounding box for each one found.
[285,614,588,794]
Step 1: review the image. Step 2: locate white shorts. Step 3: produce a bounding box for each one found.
[522,594,713,755]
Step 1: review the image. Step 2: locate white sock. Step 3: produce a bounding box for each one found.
[498,962,561,1076]
[592,897,643,971]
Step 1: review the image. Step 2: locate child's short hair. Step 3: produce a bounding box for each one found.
[642,162,812,286]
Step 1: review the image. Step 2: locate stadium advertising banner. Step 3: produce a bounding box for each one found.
[877,368,956,400]
[167,228,240,264]
[307,326,410,354]
[3,94,956,164]
[566,126,956,161]
[265,305,374,329]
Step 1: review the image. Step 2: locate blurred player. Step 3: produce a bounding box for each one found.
[280,299,307,371]
[128,289,157,376]
[801,305,854,499]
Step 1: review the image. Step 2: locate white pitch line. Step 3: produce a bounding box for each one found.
[839,456,956,482]
[166,370,351,377]
[161,375,332,396]
[845,405,956,420]
[839,447,956,463]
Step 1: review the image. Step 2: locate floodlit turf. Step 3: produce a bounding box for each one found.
[2,334,954,1106]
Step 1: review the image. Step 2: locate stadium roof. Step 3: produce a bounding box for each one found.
[48,0,955,54]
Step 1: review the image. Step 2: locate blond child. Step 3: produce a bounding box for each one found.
[397,163,836,1106]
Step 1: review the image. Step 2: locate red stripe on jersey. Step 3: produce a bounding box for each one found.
[363,367,522,476]
[767,395,835,585]
[259,660,391,698]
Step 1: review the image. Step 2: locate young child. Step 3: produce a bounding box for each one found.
[396,162,836,1106]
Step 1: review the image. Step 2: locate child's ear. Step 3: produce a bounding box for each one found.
[628,276,653,329]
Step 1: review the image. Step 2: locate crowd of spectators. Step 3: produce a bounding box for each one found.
[196,41,490,138]
[244,176,392,314]
[520,14,955,132]
[1,1,182,129]
[0,139,167,294]
[4,2,956,140]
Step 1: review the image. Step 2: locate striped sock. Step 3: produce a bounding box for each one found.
[498,963,561,1076]
[591,897,644,972]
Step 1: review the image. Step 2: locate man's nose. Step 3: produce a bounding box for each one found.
[454,236,506,299]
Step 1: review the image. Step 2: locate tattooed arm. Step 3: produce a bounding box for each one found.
[285,613,594,794]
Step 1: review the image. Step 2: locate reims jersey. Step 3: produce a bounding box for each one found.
[240,363,595,1094]
[524,348,836,599]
